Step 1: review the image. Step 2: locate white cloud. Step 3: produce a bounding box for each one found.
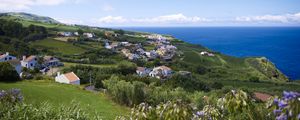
[235,12,300,23]
[102,4,115,12]
[55,18,83,25]
[0,0,66,11]
[133,13,211,23]
[93,13,211,26]
[95,16,127,24]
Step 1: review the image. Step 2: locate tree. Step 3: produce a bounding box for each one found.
[0,62,20,82]
[115,29,124,35]
[77,29,84,36]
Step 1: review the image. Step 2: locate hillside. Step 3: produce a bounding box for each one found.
[1,12,298,119]
[0,81,129,120]
[0,12,60,24]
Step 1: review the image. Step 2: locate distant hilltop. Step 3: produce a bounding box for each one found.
[0,12,60,24]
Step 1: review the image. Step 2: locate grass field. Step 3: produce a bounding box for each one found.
[31,38,87,55]
[0,81,129,120]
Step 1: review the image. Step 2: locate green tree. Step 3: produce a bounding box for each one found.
[0,62,20,82]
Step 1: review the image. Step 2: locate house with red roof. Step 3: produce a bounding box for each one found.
[21,55,38,70]
[55,72,80,85]
[0,52,16,62]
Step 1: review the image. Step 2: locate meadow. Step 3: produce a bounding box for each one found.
[31,38,87,55]
[0,81,129,120]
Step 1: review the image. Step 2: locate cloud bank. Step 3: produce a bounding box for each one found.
[0,0,67,11]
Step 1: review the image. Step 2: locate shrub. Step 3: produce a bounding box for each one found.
[0,62,20,82]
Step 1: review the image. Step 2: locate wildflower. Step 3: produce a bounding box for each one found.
[196,111,204,116]
[276,114,287,120]
[278,100,288,108]
[297,114,300,119]
[273,98,279,104]
[273,109,281,115]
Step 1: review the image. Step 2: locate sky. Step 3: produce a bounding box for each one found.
[0,0,300,27]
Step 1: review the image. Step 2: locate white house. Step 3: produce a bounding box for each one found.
[149,66,173,79]
[7,59,22,75]
[136,67,152,77]
[83,33,94,38]
[0,52,16,62]
[200,51,215,57]
[55,72,80,85]
[21,55,38,70]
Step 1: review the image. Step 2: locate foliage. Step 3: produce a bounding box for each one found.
[0,62,20,82]
[103,75,146,106]
[267,91,300,120]
[118,100,194,120]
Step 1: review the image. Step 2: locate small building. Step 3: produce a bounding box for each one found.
[21,55,38,70]
[0,52,16,62]
[55,72,80,85]
[200,51,215,57]
[43,56,62,67]
[136,67,152,77]
[57,32,73,37]
[83,33,95,38]
[7,59,22,75]
[149,66,173,79]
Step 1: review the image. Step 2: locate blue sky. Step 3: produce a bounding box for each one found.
[1,0,300,27]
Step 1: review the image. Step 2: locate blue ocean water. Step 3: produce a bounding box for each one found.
[120,27,300,80]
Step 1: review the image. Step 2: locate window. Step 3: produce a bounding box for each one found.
[31,63,33,66]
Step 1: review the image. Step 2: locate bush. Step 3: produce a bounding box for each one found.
[249,76,260,82]
[0,62,20,82]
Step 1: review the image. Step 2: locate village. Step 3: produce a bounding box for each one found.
[0,30,215,85]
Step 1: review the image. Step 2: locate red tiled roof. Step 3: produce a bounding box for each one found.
[64,72,80,82]
[0,54,7,59]
[137,67,145,72]
[24,55,37,62]
[253,92,272,102]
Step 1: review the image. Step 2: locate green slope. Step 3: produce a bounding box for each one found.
[0,81,129,120]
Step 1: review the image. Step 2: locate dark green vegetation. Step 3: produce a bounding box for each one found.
[0,62,20,82]
[1,12,299,119]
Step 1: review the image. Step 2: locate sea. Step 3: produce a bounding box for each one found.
[119,27,300,80]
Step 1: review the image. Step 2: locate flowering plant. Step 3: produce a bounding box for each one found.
[267,91,300,120]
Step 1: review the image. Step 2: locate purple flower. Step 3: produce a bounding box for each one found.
[0,90,7,98]
[278,100,288,108]
[274,98,279,104]
[196,111,204,116]
[276,114,287,120]
[273,109,281,115]
[297,114,300,119]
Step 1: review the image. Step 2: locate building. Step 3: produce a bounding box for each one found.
[200,51,215,57]
[55,72,80,85]
[149,66,173,79]
[57,32,73,37]
[136,67,152,77]
[83,33,95,38]
[0,52,16,62]
[21,55,38,70]
[7,59,22,75]
[43,56,62,67]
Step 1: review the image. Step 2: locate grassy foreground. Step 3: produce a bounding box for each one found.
[0,81,129,120]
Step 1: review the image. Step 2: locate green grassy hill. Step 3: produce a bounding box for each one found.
[0,81,129,120]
